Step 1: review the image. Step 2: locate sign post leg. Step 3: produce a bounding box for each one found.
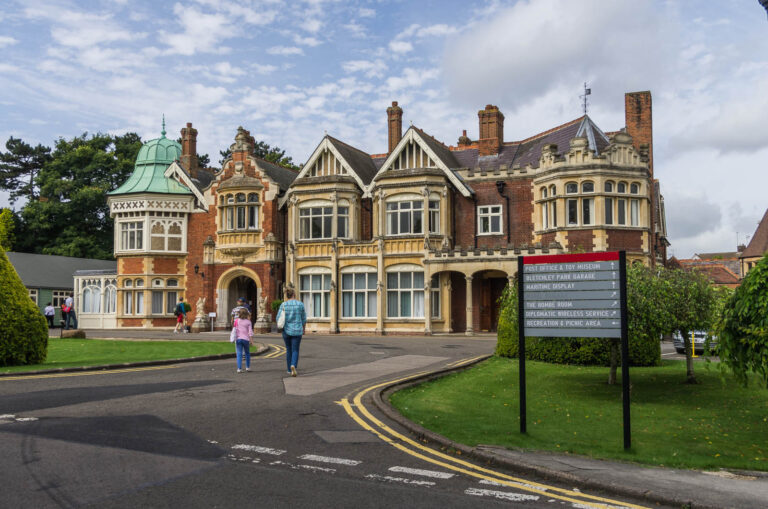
[619,251,630,450]
[517,257,526,434]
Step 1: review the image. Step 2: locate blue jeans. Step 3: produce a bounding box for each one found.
[235,339,251,370]
[65,310,77,330]
[282,332,302,371]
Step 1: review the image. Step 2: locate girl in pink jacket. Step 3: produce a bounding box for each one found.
[233,308,254,373]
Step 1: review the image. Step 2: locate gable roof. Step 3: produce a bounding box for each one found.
[678,259,741,286]
[254,157,299,191]
[164,161,206,208]
[7,252,116,289]
[741,208,768,258]
[327,136,378,184]
[372,127,473,197]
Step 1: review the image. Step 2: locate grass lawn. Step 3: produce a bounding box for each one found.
[390,356,768,471]
[0,339,234,374]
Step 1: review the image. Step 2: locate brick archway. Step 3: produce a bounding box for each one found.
[215,267,263,327]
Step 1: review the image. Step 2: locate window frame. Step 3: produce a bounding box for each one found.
[477,205,503,235]
[341,271,377,319]
[386,270,425,319]
[299,272,331,318]
[386,200,424,236]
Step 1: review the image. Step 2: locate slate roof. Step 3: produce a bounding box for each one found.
[327,136,378,184]
[6,252,116,289]
[413,128,460,168]
[741,208,768,258]
[448,116,609,171]
[254,158,299,191]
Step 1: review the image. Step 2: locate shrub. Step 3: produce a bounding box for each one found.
[717,252,768,387]
[271,299,283,312]
[0,250,48,366]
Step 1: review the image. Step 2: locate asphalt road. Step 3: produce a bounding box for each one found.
[0,335,652,508]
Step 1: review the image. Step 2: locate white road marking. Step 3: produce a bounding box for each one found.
[15,417,38,422]
[388,466,454,479]
[298,454,361,466]
[0,414,16,420]
[365,474,435,487]
[480,478,547,491]
[465,487,539,502]
[270,460,336,473]
[232,444,286,456]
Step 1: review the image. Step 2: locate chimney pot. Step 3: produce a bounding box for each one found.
[387,100,403,154]
[478,104,504,156]
[180,122,199,176]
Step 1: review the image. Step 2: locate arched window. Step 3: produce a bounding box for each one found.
[582,181,594,193]
[549,184,556,196]
[565,182,578,194]
[605,181,614,193]
[298,267,331,318]
[630,183,640,194]
[105,283,117,314]
[617,182,627,193]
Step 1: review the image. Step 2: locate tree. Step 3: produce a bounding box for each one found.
[663,267,718,384]
[0,208,14,251]
[717,252,768,388]
[218,140,300,170]
[15,132,142,259]
[0,250,48,366]
[0,137,52,203]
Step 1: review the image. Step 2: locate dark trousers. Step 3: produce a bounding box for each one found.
[46,315,54,328]
[65,310,77,330]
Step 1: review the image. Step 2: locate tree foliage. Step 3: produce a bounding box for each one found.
[0,136,52,203]
[662,267,719,383]
[14,132,142,259]
[717,252,768,388]
[218,140,300,170]
[0,208,14,251]
[0,250,48,366]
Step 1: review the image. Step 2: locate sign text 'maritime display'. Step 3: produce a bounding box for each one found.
[522,252,622,338]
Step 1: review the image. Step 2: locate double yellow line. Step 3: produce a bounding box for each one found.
[339,358,647,509]
[263,344,286,359]
[0,365,178,381]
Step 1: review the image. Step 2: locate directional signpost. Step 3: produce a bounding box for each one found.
[517,251,631,449]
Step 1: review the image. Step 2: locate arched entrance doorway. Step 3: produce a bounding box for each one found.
[474,269,509,332]
[216,268,262,328]
[227,275,258,325]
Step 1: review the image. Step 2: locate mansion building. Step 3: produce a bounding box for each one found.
[74,91,668,334]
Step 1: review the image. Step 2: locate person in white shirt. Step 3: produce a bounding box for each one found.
[44,302,55,329]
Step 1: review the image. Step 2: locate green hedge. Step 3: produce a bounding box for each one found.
[0,250,48,366]
[496,283,660,367]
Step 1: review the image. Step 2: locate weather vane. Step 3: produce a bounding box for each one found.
[580,82,591,115]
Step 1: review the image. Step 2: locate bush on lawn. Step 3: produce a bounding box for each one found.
[496,272,661,367]
[0,250,48,366]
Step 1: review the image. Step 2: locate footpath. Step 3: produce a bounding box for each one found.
[375,357,768,509]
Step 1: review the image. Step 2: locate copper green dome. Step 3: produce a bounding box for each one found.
[110,120,191,196]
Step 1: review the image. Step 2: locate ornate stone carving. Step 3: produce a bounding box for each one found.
[195,297,206,320]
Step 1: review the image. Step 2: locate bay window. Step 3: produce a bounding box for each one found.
[341,271,377,318]
[337,206,349,238]
[387,200,423,235]
[630,199,639,226]
[428,200,440,233]
[387,270,425,318]
[120,221,144,251]
[300,272,331,318]
[300,207,333,239]
[220,192,260,232]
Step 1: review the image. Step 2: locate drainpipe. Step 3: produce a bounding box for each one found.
[473,194,478,249]
[496,181,510,245]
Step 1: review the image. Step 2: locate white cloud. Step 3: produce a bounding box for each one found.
[0,36,18,48]
[388,40,413,54]
[293,35,322,47]
[343,22,366,38]
[300,18,323,34]
[23,7,145,49]
[342,59,387,78]
[385,67,440,92]
[161,4,232,55]
[358,7,375,18]
[397,23,457,39]
[267,46,304,56]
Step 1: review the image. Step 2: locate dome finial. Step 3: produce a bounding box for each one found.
[161,114,166,138]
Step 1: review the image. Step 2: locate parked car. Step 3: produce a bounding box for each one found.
[672,330,717,354]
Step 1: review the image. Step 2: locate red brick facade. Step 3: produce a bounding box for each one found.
[606,229,644,252]
[566,230,595,252]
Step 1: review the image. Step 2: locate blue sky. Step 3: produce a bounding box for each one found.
[1,0,767,257]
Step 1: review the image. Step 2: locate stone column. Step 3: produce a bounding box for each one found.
[376,238,385,334]
[330,241,339,334]
[444,273,453,333]
[424,276,432,335]
[465,275,474,335]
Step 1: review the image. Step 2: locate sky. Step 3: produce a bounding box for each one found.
[0,0,766,258]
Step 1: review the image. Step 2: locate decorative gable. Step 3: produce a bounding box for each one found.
[372,128,472,197]
[164,161,207,209]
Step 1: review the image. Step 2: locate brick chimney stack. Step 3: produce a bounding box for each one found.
[387,101,403,154]
[624,91,653,178]
[478,104,504,156]
[180,122,198,178]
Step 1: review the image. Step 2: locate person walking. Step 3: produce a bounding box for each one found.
[275,288,306,377]
[44,302,55,329]
[174,297,187,334]
[64,293,78,330]
[232,308,254,373]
